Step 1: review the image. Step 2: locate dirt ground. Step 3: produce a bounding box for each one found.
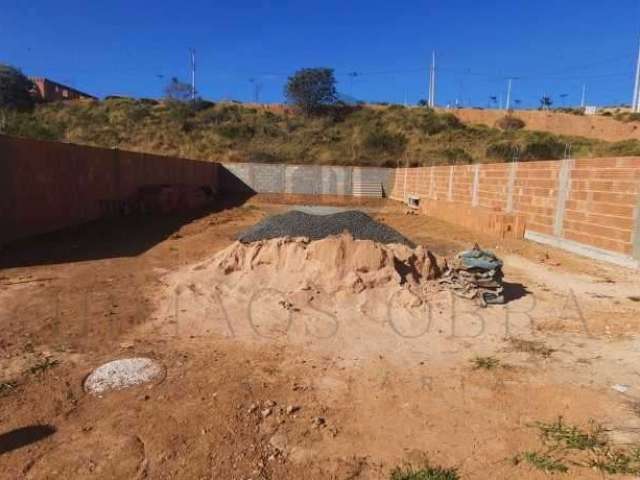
[1,195,640,480]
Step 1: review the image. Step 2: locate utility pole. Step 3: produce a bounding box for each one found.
[633,38,640,112]
[580,84,586,108]
[249,78,263,103]
[504,77,519,110]
[189,48,196,101]
[428,51,436,108]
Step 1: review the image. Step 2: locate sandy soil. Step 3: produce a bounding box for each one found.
[1,195,640,479]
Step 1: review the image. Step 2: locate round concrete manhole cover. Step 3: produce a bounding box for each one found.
[84,358,165,395]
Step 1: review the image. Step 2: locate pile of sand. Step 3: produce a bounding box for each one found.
[151,233,443,345]
[200,233,439,293]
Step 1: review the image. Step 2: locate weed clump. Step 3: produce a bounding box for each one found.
[507,337,555,358]
[515,416,640,475]
[390,464,459,480]
[470,355,500,370]
[515,451,568,473]
[29,357,60,375]
[0,380,17,397]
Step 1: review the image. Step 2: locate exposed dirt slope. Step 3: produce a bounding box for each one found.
[452,108,640,142]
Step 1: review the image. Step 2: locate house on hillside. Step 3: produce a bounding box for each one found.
[30,77,96,102]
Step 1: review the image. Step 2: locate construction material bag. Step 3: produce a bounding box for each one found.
[439,244,505,307]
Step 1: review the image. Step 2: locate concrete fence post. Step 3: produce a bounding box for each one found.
[471,164,480,207]
[633,191,640,260]
[429,167,435,199]
[553,158,574,238]
[447,166,454,201]
[403,167,408,202]
[281,164,287,194]
[506,161,518,213]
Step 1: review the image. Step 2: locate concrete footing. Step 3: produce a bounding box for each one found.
[525,230,640,269]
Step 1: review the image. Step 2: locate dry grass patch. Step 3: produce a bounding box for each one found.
[507,337,555,358]
[514,416,640,476]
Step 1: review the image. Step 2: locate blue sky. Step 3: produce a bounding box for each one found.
[2,0,640,108]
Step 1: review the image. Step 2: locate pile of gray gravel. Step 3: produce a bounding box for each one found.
[238,210,415,247]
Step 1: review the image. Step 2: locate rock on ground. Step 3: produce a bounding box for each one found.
[84,358,166,395]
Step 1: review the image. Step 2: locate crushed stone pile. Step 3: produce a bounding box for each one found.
[439,245,505,306]
[238,210,415,247]
[207,233,438,294]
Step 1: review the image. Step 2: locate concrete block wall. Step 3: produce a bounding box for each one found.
[220,162,394,197]
[0,135,218,245]
[391,158,640,268]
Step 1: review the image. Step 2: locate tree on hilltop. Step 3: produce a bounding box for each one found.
[0,64,35,110]
[164,77,192,103]
[284,68,337,116]
[539,96,553,110]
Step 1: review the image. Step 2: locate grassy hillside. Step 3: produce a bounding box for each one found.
[3,98,640,166]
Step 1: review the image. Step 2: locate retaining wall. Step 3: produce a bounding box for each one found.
[0,135,218,245]
[391,158,640,268]
[220,162,395,197]
[4,133,638,269]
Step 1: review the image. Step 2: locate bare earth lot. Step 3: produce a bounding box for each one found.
[1,195,640,479]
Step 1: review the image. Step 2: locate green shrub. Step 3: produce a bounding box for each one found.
[605,139,640,156]
[623,112,640,123]
[138,98,159,105]
[495,115,525,130]
[3,111,64,140]
[191,99,215,112]
[0,64,35,111]
[555,107,584,116]
[486,141,518,161]
[165,100,194,123]
[521,137,565,160]
[247,151,281,163]
[362,128,407,154]
[217,123,255,140]
[418,111,463,135]
[433,147,473,164]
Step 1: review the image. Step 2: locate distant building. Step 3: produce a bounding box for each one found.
[30,77,96,102]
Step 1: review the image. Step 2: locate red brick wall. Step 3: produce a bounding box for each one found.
[0,135,218,245]
[563,158,640,257]
[511,160,562,236]
[391,158,640,265]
